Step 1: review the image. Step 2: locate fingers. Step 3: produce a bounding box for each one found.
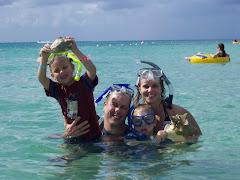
[65,36,74,40]
[42,43,51,50]
[65,37,76,46]
[71,116,81,126]
[186,134,199,141]
[39,44,51,56]
[77,122,90,132]
[65,116,90,138]
[77,120,89,128]
[67,124,90,138]
[156,130,168,142]
[157,130,167,137]
[77,129,90,136]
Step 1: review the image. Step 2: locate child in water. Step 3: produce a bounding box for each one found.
[130,104,167,143]
[37,36,101,143]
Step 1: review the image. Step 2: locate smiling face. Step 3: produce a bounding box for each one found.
[104,93,131,127]
[138,79,162,104]
[50,57,75,86]
[133,108,156,137]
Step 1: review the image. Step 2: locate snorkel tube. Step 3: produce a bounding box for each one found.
[95,84,134,104]
[67,53,82,81]
[48,52,82,81]
[127,60,174,141]
[128,104,147,140]
[139,60,173,109]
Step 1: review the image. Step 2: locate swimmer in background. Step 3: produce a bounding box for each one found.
[184,43,229,61]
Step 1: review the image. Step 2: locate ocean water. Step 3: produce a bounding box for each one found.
[0,39,240,179]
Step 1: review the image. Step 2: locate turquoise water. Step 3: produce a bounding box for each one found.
[0,40,240,179]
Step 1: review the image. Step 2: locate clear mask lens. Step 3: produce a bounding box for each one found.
[132,113,155,127]
[110,84,134,98]
[139,69,162,81]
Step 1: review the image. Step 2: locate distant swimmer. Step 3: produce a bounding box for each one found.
[184,43,229,61]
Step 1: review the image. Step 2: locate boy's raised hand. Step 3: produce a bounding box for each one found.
[39,43,51,62]
[65,37,78,53]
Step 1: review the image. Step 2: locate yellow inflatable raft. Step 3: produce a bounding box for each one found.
[233,41,240,44]
[190,54,230,63]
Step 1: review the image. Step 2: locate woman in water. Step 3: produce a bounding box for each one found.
[184,43,229,60]
[133,62,202,140]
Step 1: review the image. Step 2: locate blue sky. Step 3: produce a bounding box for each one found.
[0,0,240,42]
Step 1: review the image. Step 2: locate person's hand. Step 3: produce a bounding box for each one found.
[185,134,199,141]
[39,44,51,59]
[61,116,90,139]
[65,36,78,53]
[154,130,167,143]
[38,44,51,62]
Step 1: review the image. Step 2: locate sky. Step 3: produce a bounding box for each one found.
[0,0,240,42]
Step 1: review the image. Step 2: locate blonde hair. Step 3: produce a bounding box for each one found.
[133,77,165,106]
[48,53,73,67]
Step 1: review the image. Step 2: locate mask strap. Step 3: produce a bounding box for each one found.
[48,51,82,81]
[95,86,111,104]
[95,84,134,104]
[67,53,82,81]
[138,60,173,109]
[128,104,146,140]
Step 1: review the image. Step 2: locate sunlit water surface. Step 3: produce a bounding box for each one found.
[0,40,239,179]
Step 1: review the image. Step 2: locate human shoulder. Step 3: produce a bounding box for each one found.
[167,104,189,116]
[211,51,220,58]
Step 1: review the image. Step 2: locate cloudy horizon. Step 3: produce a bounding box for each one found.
[1,0,240,42]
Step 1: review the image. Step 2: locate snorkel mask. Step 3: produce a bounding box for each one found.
[128,60,174,140]
[48,51,82,81]
[95,84,135,104]
[128,105,147,140]
[138,68,162,82]
[136,60,173,109]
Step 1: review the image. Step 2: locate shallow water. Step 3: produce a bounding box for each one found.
[0,40,240,179]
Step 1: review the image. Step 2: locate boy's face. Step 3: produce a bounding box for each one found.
[50,57,75,86]
[132,109,156,137]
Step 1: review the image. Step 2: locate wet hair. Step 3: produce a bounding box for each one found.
[218,43,226,57]
[133,104,154,116]
[106,91,132,104]
[133,77,166,106]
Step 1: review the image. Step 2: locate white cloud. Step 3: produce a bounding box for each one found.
[0,0,240,42]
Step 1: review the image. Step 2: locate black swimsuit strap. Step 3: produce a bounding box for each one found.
[163,105,171,122]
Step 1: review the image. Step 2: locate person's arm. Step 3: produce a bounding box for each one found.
[184,110,202,135]
[61,116,90,139]
[66,37,96,81]
[37,44,51,90]
[210,52,219,58]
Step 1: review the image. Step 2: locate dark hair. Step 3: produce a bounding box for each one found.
[218,43,226,57]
